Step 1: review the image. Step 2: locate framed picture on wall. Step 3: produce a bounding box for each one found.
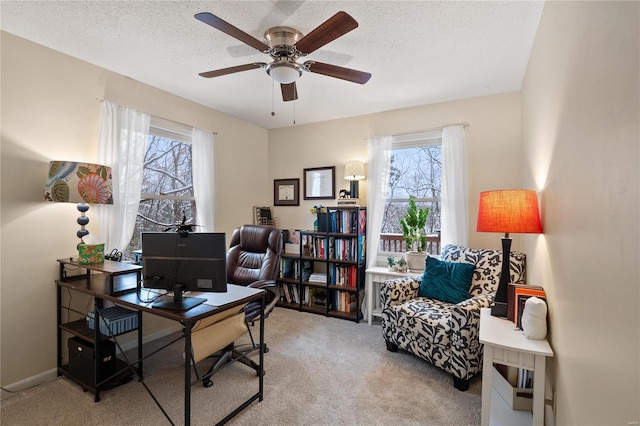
[274,178,300,206]
[304,166,335,200]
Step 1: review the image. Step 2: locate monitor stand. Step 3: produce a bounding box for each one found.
[152,284,206,311]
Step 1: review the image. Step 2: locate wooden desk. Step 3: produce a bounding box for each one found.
[479,308,553,426]
[56,260,265,426]
[112,285,266,426]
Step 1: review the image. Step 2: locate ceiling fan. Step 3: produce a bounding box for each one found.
[195,11,372,102]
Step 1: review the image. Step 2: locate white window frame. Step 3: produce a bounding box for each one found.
[126,117,197,258]
[376,129,442,261]
[141,116,196,204]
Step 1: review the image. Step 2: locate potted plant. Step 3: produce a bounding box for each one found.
[400,195,429,271]
[395,256,408,273]
[387,255,397,272]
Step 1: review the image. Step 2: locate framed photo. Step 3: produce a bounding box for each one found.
[274,178,300,206]
[304,166,335,200]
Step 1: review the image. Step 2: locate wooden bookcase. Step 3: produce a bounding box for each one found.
[277,206,366,322]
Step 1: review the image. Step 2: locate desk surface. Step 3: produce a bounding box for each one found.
[479,308,553,357]
[101,284,264,323]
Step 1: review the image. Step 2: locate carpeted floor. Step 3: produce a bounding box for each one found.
[1,308,481,425]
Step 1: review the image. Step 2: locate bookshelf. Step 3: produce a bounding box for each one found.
[277,206,366,322]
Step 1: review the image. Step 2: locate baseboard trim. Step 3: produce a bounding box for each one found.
[1,368,58,400]
[1,325,181,400]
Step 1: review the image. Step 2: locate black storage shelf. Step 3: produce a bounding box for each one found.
[56,259,143,402]
[276,206,366,323]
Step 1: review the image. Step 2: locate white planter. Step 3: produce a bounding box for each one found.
[406,251,428,272]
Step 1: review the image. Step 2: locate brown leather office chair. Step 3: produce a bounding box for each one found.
[226,224,282,333]
[193,225,282,387]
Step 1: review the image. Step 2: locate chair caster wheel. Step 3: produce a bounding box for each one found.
[203,379,213,388]
[264,346,269,353]
[256,370,265,377]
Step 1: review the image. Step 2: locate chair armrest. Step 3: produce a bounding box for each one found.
[245,280,278,323]
[447,293,493,380]
[380,276,421,310]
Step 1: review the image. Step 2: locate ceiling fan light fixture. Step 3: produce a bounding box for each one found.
[267,62,301,84]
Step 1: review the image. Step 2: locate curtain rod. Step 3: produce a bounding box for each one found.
[391,122,470,137]
[96,98,218,135]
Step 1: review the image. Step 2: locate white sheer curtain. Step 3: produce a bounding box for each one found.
[97,101,150,252]
[366,135,393,269]
[440,124,469,248]
[192,127,215,231]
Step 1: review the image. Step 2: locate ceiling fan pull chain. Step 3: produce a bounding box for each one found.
[271,78,276,117]
[293,100,296,125]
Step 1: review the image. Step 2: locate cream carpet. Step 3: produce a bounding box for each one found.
[1,308,481,425]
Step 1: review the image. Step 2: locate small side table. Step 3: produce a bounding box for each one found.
[479,308,553,426]
[365,266,415,325]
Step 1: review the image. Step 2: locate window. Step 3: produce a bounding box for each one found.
[380,131,442,255]
[125,118,196,259]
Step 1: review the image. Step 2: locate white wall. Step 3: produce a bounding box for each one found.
[0,32,269,386]
[268,93,525,252]
[521,2,639,424]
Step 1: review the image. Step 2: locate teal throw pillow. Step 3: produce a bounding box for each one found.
[419,256,475,304]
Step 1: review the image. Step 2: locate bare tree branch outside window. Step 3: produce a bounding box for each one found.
[381,144,441,253]
[126,135,195,259]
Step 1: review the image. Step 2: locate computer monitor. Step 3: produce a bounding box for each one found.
[141,232,227,311]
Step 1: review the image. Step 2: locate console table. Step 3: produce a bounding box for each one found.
[479,308,553,426]
[365,266,415,325]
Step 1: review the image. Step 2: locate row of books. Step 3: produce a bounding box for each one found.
[301,234,365,261]
[317,209,367,234]
[278,284,357,313]
[281,258,359,287]
[279,284,328,308]
[333,291,358,313]
[508,283,547,329]
[280,258,313,281]
[329,264,358,287]
[280,257,300,279]
[329,236,366,261]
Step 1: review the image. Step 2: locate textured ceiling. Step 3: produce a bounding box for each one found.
[1,1,544,129]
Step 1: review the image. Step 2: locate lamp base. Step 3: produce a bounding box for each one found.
[490,301,508,318]
[349,180,360,199]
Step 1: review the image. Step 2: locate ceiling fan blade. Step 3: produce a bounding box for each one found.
[195,12,270,52]
[305,61,371,84]
[281,82,298,102]
[199,63,265,78]
[295,11,358,54]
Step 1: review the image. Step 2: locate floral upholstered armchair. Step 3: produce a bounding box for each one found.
[380,244,526,391]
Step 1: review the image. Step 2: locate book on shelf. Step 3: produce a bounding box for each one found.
[333,291,357,313]
[309,272,327,283]
[508,283,546,328]
[330,264,357,287]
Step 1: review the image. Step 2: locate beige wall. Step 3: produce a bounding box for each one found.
[522,2,639,425]
[269,93,525,252]
[0,32,269,386]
